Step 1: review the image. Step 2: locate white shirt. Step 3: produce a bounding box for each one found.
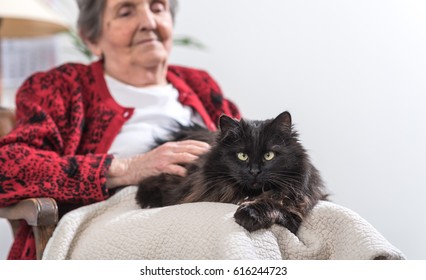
[105,75,204,158]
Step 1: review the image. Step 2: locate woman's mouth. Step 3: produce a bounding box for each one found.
[135,37,159,45]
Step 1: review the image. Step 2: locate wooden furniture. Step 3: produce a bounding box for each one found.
[0,107,58,260]
[0,107,15,137]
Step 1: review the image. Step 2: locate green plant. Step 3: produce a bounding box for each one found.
[68,30,93,60]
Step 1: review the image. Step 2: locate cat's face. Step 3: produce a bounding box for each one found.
[206,111,307,195]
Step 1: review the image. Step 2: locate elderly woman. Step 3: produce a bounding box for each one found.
[0,0,240,260]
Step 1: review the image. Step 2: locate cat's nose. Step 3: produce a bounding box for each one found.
[249,167,261,176]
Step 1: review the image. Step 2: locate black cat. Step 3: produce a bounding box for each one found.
[136,111,328,234]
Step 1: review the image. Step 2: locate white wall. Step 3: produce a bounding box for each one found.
[1,0,425,259]
[169,0,426,260]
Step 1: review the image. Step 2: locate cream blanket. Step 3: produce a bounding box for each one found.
[43,186,405,260]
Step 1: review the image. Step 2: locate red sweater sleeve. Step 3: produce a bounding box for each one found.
[0,69,112,207]
[198,69,241,120]
[167,65,241,125]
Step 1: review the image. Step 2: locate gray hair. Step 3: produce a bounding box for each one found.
[76,0,178,44]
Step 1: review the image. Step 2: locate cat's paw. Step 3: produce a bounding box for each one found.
[234,202,275,232]
[135,187,164,208]
[137,198,163,208]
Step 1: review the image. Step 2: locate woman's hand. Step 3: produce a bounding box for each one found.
[106,140,210,189]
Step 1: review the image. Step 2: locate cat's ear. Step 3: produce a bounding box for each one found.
[272,111,292,129]
[218,115,242,142]
[218,114,240,133]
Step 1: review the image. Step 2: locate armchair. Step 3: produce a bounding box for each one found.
[0,107,59,260]
[0,198,58,260]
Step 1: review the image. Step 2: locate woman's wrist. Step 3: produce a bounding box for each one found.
[106,157,132,189]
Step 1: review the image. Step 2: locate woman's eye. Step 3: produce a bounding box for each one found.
[117,6,133,17]
[264,151,275,161]
[237,152,249,161]
[151,2,166,13]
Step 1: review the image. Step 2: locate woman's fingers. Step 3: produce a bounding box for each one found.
[151,140,210,175]
[162,164,188,177]
[106,140,211,188]
[174,139,210,149]
[169,151,199,164]
[165,140,210,156]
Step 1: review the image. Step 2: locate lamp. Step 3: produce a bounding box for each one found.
[0,0,69,105]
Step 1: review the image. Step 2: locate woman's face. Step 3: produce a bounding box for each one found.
[90,0,174,70]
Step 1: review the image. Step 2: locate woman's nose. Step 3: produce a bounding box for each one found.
[138,8,156,30]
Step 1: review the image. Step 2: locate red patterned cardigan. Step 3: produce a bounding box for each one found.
[0,60,240,260]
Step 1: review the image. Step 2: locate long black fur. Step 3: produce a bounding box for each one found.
[136,111,328,234]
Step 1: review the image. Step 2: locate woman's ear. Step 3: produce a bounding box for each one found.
[80,31,102,57]
[85,41,102,57]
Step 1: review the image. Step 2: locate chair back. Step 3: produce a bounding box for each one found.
[0,107,18,236]
[0,107,15,137]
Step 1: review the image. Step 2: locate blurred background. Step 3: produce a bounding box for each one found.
[1,0,425,259]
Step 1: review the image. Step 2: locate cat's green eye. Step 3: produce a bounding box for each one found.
[237,152,249,161]
[264,151,275,161]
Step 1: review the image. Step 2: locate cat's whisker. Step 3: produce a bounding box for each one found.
[269,173,303,185]
[268,174,300,184]
[272,171,303,180]
[267,178,301,194]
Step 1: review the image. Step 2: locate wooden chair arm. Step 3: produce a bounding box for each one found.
[0,198,58,259]
[0,198,58,226]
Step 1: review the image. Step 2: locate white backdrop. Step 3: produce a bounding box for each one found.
[1,0,425,259]
[168,0,426,260]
